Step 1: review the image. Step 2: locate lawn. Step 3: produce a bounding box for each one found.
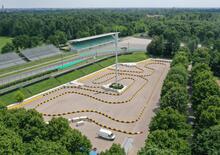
[56,70,85,84]
[25,78,61,95]
[81,63,103,74]
[0,37,13,53]
[0,52,148,106]
[118,52,148,62]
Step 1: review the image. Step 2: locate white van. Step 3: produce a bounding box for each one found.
[98,128,115,140]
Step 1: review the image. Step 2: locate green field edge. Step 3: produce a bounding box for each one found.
[0,52,148,106]
[0,37,13,53]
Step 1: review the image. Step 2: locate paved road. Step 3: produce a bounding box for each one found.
[0,37,151,85]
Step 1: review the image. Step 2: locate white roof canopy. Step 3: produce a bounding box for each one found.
[69,32,119,43]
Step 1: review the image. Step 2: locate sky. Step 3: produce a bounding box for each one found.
[1,0,220,8]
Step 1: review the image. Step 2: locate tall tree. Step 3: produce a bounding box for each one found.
[192,47,211,65]
[160,86,189,113]
[193,125,220,155]
[150,108,191,137]
[147,36,164,56]
[139,129,191,155]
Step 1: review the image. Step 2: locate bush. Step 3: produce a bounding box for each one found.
[15,91,25,102]
[109,83,124,90]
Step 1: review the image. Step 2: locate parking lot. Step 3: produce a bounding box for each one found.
[24,58,170,154]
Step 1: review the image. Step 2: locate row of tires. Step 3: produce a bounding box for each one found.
[108,65,145,74]
[43,107,145,124]
[92,66,152,84]
[89,118,143,135]
[36,61,168,135]
[65,77,136,96]
[42,61,164,97]
[36,79,147,109]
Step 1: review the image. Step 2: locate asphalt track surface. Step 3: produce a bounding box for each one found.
[23,58,170,154]
[0,37,151,85]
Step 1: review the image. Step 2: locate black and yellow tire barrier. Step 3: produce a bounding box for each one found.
[38,61,167,108]
[64,77,135,96]
[35,77,148,107]
[43,87,65,97]
[42,60,166,97]
[107,65,145,74]
[92,68,151,85]
[88,118,143,135]
[36,60,169,135]
[43,108,144,124]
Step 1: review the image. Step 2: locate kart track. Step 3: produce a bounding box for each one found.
[23,58,170,154]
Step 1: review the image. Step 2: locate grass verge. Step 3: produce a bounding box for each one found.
[0,37,13,53]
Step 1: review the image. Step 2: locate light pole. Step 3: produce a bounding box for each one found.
[114,32,119,84]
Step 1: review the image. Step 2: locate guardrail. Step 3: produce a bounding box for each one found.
[0,51,132,95]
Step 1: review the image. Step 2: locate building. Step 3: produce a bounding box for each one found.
[68,32,119,52]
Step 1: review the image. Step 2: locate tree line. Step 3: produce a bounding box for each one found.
[1,9,220,55]
[139,45,220,154]
[147,18,220,76]
[191,48,220,154]
[0,9,148,53]
[139,48,192,154]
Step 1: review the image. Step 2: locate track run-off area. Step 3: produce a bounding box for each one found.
[17,58,170,154]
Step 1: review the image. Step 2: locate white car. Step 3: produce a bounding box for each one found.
[98,128,115,140]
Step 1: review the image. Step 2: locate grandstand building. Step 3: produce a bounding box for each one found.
[0,53,26,69]
[68,32,119,52]
[21,44,62,61]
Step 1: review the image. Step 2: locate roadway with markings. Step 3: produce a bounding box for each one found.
[0,37,151,86]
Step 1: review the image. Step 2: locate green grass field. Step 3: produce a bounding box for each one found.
[0,52,148,106]
[0,37,13,53]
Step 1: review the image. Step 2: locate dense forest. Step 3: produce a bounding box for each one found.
[1,9,220,56]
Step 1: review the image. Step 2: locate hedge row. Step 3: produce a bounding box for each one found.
[0,69,57,90]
